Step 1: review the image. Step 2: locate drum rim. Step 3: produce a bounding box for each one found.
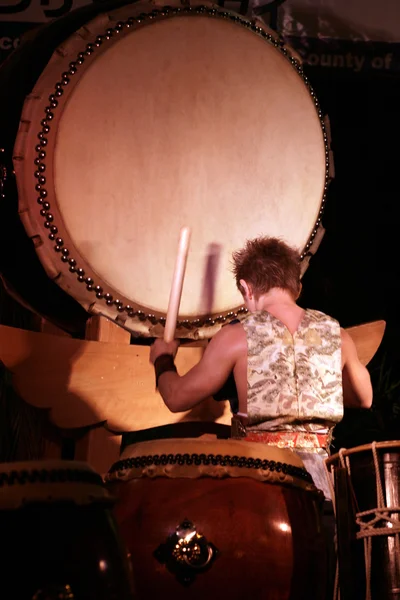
[105,437,318,493]
[13,2,331,338]
[326,440,400,469]
[116,436,308,464]
[0,458,99,473]
[0,459,112,509]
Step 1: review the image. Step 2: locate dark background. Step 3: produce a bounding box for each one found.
[300,65,400,446]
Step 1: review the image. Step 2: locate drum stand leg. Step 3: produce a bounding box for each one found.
[84,315,132,345]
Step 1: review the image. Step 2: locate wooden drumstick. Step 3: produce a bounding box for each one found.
[164,226,191,343]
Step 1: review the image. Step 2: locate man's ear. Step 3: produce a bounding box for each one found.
[240,279,253,300]
[297,282,303,299]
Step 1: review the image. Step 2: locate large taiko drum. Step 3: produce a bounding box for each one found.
[106,438,327,599]
[0,459,135,599]
[0,0,331,337]
[326,442,400,600]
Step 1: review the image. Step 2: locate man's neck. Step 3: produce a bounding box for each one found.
[253,288,297,312]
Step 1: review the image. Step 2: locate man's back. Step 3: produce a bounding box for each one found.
[150,236,372,416]
[231,307,343,429]
[228,308,373,418]
[227,295,310,415]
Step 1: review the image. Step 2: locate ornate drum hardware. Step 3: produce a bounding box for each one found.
[13,0,332,338]
[155,519,218,585]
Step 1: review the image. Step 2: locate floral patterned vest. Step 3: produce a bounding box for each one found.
[240,309,343,433]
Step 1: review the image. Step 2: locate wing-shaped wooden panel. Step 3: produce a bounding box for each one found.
[0,320,385,430]
[345,320,386,366]
[0,324,230,430]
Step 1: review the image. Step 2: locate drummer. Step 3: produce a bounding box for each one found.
[150,235,373,498]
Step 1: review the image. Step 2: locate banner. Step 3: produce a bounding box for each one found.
[0,20,35,63]
[0,0,92,22]
[0,0,399,70]
[287,37,400,73]
[278,0,400,72]
[279,0,400,43]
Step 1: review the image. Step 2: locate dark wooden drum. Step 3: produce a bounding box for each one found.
[106,438,327,599]
[326,442,400,600]
[0,459,135,599]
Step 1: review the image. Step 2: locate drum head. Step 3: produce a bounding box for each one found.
[14,2,329,337]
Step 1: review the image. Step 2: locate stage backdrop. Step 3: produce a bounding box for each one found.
[0,0,399,69]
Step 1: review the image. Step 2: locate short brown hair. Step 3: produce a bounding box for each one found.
[232,237,301,299]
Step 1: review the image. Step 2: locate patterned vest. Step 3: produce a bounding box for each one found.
[240,309,343,433]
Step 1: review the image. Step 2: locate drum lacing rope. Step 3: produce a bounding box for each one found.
[327,446,400,600]
[352,442,400,600]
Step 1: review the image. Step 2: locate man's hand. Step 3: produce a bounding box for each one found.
[150,338,180,364]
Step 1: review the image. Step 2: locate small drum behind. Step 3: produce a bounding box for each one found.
[0,460,135,600]
[106,438,327,599]
[0,0,331,337]
[326,442,400,600]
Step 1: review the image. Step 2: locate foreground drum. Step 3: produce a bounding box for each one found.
[326,442,400,600]
[0,0,331,337]
[0,460,135,599]
[106,439,327,599]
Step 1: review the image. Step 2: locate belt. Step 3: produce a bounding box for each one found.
[243,431,330,450]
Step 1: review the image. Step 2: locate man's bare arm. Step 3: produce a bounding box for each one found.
[150,325,245,413]
[341,328,373,409]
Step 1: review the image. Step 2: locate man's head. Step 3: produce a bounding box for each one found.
[232,237,301,304]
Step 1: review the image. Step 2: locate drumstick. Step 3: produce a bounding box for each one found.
[164,226,191,343]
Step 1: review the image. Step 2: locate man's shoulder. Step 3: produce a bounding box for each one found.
[204,320,246,365]
[223,318,242,326]
[219,319,246,335]
[305,308,340,326]
[340,327,355,350]
[214,319,246,347]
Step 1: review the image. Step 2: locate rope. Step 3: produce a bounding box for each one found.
[324,459,336,513]
[356,507,400,539]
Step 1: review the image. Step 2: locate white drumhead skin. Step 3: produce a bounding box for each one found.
[53,14,325,317]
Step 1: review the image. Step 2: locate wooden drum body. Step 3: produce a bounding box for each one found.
[0,0,332,337]
[106,439,327,599]
[0,460,135,600]
[327,442,400,600]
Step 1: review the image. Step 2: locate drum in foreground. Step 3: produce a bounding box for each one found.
[1,0,330,337]
[106,438,327,599]
[0,459,135,599]
[326,441,400,600]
